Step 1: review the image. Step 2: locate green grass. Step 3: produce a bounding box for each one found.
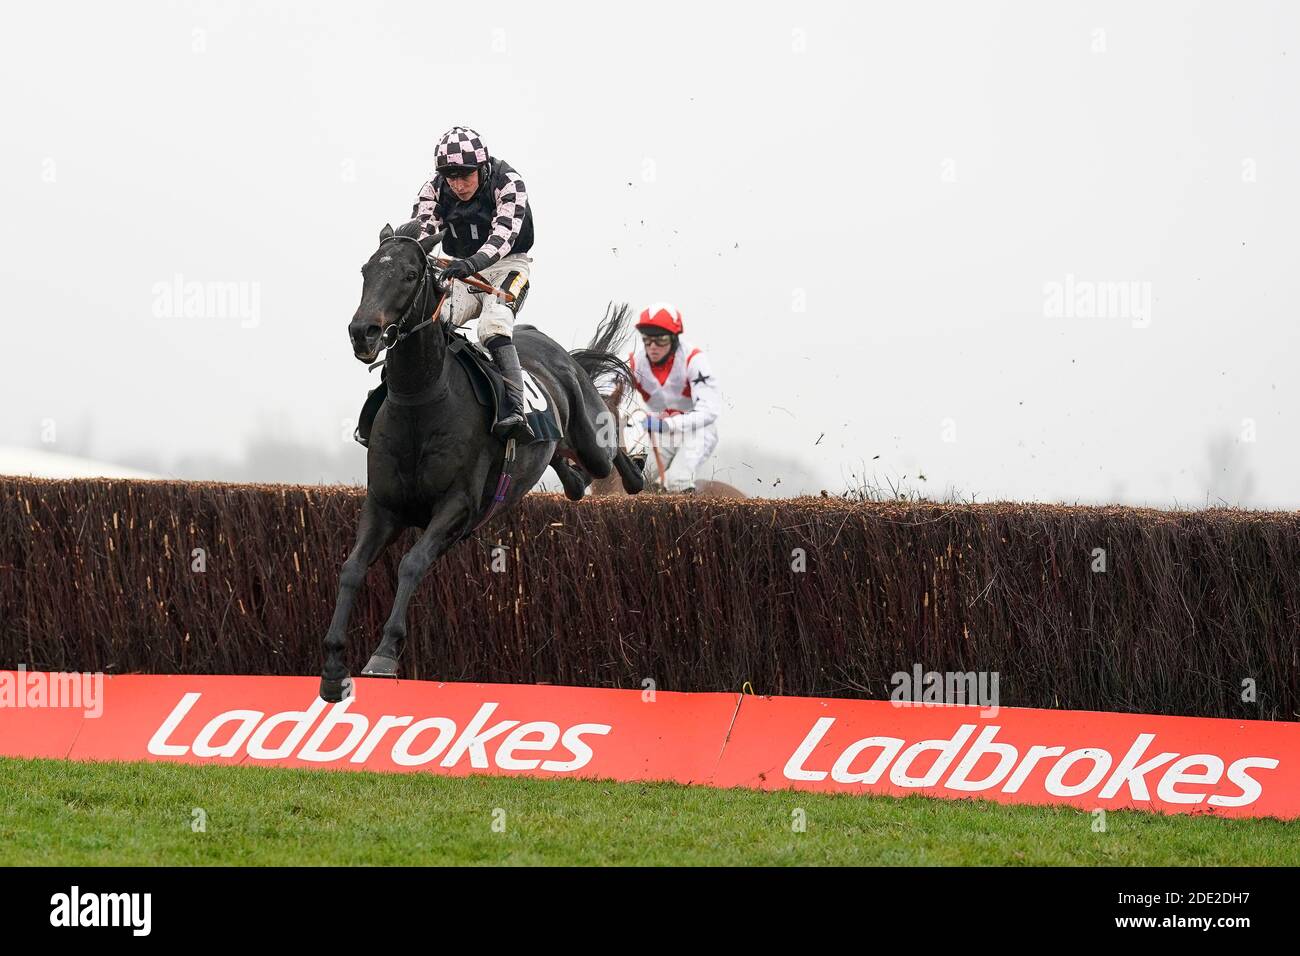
[1,756,1294,866]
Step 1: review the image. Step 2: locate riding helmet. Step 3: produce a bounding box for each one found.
[636,302,684,336]
[435,126,490,178]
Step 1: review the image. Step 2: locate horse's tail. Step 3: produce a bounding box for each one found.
[569,301,635,391]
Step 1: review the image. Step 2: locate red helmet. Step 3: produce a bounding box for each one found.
[636,302,684,336]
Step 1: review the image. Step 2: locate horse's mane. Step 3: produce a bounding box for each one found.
[394,219,422,240]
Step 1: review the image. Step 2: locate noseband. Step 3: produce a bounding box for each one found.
[367,234,447,370]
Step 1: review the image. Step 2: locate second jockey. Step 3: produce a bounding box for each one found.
[412,126,536,443]
[628,303,721,493]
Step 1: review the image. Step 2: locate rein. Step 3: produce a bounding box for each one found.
[358,231,519,532]
[367,233,448,373]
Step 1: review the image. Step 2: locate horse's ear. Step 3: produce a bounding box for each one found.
[379,223,394,241]
[418,232,440,255]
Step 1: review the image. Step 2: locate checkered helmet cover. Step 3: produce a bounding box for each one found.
[435,126,490,171]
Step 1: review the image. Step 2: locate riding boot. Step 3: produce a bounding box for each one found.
[486,338,536,443]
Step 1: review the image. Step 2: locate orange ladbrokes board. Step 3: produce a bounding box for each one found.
[1,672,1296,819]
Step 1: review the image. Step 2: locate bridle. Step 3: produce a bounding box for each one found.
[366,232,448,371]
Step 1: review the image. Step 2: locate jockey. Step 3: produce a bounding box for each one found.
[412,126,536,443]
[628,303,721,493]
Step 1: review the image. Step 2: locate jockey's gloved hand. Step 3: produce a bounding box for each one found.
[639,413,666,434]
[440,259,474,282]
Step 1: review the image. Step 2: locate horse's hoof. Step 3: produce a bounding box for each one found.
[361,654,400,678]
[320,674,354,702]
[562,480,586,502]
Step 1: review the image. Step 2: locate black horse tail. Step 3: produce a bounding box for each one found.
[569,302,635,391]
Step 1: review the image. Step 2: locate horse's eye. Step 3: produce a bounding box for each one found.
[405,271,417,281]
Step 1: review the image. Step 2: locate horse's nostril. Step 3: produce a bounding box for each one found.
[366,325,380,339]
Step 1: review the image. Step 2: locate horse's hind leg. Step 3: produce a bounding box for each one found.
[613,449,645,495]
[584,389,643,495]
[321,497,403,701]
[571,409,643,495]
[565,388,619,481]
[362,496,474,678]
[550,453,589,501]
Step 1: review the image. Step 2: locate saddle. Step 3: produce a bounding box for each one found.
[354,326,563,447]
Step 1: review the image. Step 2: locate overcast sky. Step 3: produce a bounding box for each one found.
[1,1,1296,506]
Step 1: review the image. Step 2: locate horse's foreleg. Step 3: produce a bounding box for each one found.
[361,496,474,677]
[320,497,402,701]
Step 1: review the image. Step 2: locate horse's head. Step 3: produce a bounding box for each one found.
[348,221,442,362]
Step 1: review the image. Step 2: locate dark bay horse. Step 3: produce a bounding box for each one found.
[320,221,643,701]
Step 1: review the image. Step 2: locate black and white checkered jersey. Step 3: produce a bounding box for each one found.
[412,158,534,271]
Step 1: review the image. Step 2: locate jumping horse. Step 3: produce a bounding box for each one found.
[320,220,644,701]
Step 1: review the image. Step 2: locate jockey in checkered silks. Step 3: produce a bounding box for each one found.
[627,303,721,493]
[412,126,537,443]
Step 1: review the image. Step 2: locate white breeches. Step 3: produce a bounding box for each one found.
[439,252,532,344]
[644,422,719,492]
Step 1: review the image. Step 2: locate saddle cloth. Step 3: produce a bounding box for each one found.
[354,326,563,447]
